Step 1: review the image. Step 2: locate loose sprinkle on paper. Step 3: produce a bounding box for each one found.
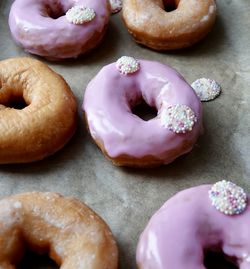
[191,78,221,102]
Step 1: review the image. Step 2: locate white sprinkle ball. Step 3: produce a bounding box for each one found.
[116,56,140,75]
[109,0,122,14]
[66,6,96,25]
[209,180,247,215]
[160,104,197,133]
[191,78,221,102]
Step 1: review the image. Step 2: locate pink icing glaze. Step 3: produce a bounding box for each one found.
[136,184,250,269]
[83,59,202,164]
[8,0,110,60]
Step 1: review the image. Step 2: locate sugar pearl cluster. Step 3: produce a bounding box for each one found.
[160,104,197,133]
[191,78,221,102]
[66,6,96,25]
[209,180,247,215]
[116,56,140,75]
[109,0,123,14]
[242,253,250,263]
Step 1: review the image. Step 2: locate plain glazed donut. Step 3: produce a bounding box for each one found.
[122,0,217,50]
[0,192,118,269]
[0,57,77,164]
[136,181,250,269]
[83,56,202,167]
[9,0,110,60]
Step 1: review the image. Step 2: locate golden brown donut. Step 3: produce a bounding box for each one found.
[0,57,77,164]
[122,0,217,50]
[0,192,118,269]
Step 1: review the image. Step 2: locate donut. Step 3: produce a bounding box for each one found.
[8,0,111,60]
[83,56,202,167]
[0,57,77,164]
[136,180,250,269]
[0,192,118,268]
[122,0,217,50]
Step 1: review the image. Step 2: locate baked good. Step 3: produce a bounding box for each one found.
[122,0,217,50]
[0,192,118,268]
[83,56,202,167]
[0,57,77,163]
[136,181,249,268]
[9,0,111,60]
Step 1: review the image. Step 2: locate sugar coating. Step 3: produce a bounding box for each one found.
[200,15,209,22]
[209,5,216,14]
[191,78,221,102]
[66,6,96,25]
[200,5,215,23]
[116,56,140,75]
[160,104,197,134]
[13,201,22,209]
[0,193,118,269]
[109,0,122,14]
[209,180,247,215]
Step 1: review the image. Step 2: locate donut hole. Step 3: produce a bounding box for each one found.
[17,251,59,269]
[163,0,179,12]
[43,2,66,19]
[204,251,238,269]
[0,84,30,109]
[132,100,157,121]
[1,93,28,110]
[6,96,28,110]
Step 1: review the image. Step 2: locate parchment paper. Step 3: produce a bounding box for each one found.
[0,1,250,268]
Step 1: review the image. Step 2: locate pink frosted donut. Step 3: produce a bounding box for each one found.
[9,0,110,60]
[83,56,202,167]
[136,181,250,269]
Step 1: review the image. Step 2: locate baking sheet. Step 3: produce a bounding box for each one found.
[0,0,250,268]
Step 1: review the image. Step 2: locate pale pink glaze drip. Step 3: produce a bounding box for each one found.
[83,60,202,163]
[136,184,250,269]
[8,0,110,60]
